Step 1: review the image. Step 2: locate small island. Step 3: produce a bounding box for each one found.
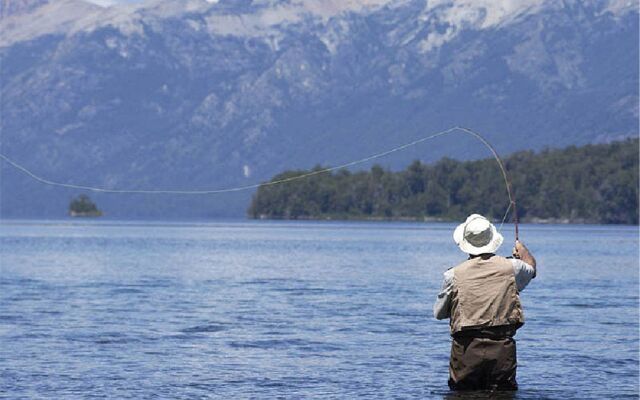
[69,194,103,217]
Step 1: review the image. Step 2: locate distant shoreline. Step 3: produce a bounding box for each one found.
[250,214,638,225]
[0,217,637,228]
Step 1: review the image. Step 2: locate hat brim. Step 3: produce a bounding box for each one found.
[453,220,504,255]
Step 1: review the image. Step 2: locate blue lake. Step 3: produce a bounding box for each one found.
[1,220,638,399]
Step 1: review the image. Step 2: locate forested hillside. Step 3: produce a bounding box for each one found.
[249,139,639,224]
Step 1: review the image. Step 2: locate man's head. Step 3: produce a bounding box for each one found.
[453,214,503,255]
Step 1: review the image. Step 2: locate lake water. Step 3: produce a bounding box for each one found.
[0,220,638,399]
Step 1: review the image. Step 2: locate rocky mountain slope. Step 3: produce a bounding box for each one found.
[0,0,637,218]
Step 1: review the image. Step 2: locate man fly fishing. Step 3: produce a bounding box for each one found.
[434,214,537,391]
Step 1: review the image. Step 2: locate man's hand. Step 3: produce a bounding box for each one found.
[512,240,524,259]
[513,240,537,272]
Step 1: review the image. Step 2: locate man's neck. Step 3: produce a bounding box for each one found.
[468,253,495,260]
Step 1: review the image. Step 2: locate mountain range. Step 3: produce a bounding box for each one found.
[0,0,638,218]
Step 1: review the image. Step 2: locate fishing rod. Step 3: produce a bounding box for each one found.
[0,126,520,239]
[454,127,519,241]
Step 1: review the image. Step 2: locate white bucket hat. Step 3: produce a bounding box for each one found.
[453,214,503,255]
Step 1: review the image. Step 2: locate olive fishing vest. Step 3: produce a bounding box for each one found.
[449,255,524,335]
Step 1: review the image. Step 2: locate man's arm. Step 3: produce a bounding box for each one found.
[433,269,454,320]
[513,240,536,275]
[511,240,537,291]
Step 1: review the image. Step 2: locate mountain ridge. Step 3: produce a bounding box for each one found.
[0,0,637,218]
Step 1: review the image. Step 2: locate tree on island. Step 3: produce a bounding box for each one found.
[69,194,102,217]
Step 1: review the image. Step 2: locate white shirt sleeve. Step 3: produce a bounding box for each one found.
[433,269,455,320]
[510,258,536,292]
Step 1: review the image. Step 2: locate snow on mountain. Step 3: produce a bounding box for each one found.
[0,0,49,18]
[0,0,102,46]
[2,0,636,49]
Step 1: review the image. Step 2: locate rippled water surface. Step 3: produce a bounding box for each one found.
[1,220,638,399]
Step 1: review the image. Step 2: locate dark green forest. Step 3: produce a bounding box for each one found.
[248,139,639,224]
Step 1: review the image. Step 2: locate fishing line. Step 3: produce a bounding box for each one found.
[498,200,513,232]
[0,126,519,238]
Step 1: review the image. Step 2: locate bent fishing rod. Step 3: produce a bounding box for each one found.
[0,126,520,240]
